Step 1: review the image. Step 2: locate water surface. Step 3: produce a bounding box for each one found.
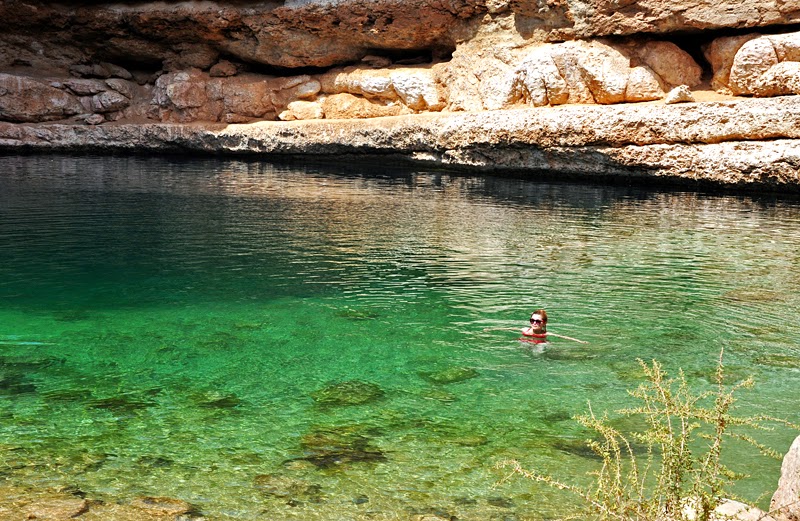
[1,155,799,519]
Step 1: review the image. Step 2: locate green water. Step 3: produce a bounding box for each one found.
[1,155,799,519]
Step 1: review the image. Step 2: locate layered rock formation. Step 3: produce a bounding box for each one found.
[2,0,800,190]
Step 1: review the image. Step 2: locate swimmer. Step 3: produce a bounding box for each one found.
[485,309,588,344]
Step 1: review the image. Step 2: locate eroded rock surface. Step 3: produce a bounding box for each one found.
[2,0,800,189]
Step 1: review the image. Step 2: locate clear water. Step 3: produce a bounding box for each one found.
[1,154,799,520]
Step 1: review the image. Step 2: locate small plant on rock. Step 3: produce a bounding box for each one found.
[499,349,797,521]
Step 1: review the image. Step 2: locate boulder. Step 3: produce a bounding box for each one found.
[704,34,761,92]
[729,37,780,95]
[0,74,83,122]
[319,66,443,111]
[752,62,800,97]
[279,100,324,121]
[771,435,800,521]
[90,90,130,113]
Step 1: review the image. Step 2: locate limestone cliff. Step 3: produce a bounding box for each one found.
[1,0,800,190]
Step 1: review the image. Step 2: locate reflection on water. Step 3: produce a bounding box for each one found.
[0,155,799,519]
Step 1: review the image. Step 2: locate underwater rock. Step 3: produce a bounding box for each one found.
[292,425,387,469]
[550,437,605,460]
[137,455,175,468]
[419,388,458,402]
[754,354,800,369]
[87,394,156,413]
[311,380,385,407]
[419,367,479,384]
[0,369,36,395]
[254,474,323,501]
[336,308,381,320]
[42,388,94,402]
[487,496,515,508]
[20,498,89,519]
[192,390,242,409]
[130,496,198,516]
[197,331,241,350]
[542,347,598,361]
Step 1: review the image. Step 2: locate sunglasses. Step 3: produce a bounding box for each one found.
[530,318,543,324]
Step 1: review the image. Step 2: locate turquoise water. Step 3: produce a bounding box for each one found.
[1,154,799,519]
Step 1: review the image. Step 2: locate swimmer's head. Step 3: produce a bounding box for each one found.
[530,309,547,331]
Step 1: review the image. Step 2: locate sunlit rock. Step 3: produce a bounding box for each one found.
[665,85,695,104]
[279,100,325,121]
[752,62,800,97]
[771,435,800,521]
[322,93,409,119]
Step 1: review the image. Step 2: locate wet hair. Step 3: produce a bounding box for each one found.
[531,309,548,331]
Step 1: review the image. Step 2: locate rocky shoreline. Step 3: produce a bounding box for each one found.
[3,95,800,191]
[3,1,800,191]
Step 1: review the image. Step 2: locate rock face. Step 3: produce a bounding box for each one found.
[2,0,800,189]
[771,435,800,521]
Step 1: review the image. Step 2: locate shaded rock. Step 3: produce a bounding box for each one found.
[311,380,385,407]
[83,113,106,125]
[130,496,197,516]
[771,435,800,521]
[419,367,478,384]
[105,78,139,100]
[634,40,703,88]
[665,85,695,104]
[90,90,130,113]
[0,73,83,122]
[63,79,107,96]
[209,60,239,78]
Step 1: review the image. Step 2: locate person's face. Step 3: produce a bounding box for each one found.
[530,314,545,331]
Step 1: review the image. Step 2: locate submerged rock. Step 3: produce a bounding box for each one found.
[290,425,387,469]
[754,354,800,369]
[87,394,156,413]
[130,496,198,516]
[21,498,89,519]
[419,367,479,384]
[254,474,323,501]
[192,390,242,409]
[311,380,385,407]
